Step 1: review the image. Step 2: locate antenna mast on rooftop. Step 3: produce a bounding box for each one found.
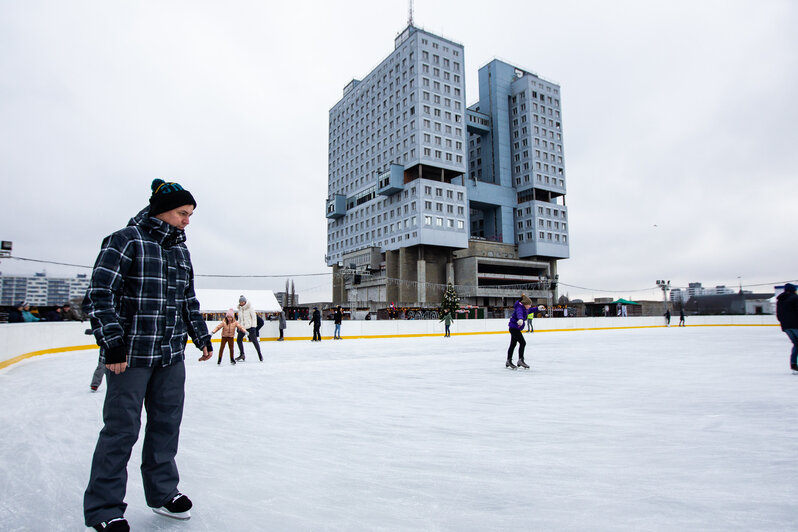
[408,0,414,26]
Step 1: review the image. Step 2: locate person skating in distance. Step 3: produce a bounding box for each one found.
[507,294,533,369]
[776,283,798,373]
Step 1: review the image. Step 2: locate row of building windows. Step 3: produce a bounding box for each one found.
[517,219,567,231]
[514,174,566,188]
[517,232,568,244]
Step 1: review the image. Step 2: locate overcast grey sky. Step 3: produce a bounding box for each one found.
[1,0,796,303]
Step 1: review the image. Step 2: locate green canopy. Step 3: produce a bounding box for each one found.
[612,299,640,305]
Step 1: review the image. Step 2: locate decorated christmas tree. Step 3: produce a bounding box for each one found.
[439,283,460,318]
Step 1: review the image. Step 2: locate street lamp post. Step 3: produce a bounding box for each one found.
[656,279,671,314]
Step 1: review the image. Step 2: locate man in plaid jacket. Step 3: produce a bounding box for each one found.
[83,179,213,532]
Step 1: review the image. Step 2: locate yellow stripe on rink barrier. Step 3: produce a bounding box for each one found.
[0,344,98,371]
[0,323,779,371]
[256,322,779,341]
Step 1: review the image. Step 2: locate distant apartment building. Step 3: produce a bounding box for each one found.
[0,273,89,306]
[326,24,568,309]
[671,282,736,302]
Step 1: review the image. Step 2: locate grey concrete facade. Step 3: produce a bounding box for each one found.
[327,26,568,309]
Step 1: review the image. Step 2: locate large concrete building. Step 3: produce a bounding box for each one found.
[326,24,568,311]
[0,272,89,306]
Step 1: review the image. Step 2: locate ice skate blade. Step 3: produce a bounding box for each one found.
[153,507,191,520]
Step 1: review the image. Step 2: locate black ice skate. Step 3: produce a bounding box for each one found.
[153,493,192,520]
[517,359,530,369]
[91,516,129,531]
[506,360,517,370]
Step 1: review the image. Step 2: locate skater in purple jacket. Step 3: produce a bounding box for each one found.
[507,294,533,369]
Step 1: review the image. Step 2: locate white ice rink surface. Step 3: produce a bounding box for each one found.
[1,326,796,531]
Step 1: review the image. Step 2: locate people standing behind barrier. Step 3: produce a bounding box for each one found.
[679,309,686,327]
[212,309,247,365]
[664,310,671,327]
[82,179,213,530]
[526,310,534,332]
[776,283,798,372]
[46,306,64,321]
[440,311,453,337]
[236,295,263,362]
[62,302,83,321]
[278,311,287,341]
[17,302,42,322]
[506,294,532,369]
[310,307,322,341]
[333,306,343,339]
[8,303,24,322]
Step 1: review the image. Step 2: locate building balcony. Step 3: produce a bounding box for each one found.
[377,164,405,196]
[326,194,347,219]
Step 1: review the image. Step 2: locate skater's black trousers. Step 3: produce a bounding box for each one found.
[507,328,526,360]
[237,327,263,357]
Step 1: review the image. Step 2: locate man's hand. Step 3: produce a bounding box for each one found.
[198,346,212,362]
[106,362,127,374]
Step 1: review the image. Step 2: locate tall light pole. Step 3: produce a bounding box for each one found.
[656,279,670,313]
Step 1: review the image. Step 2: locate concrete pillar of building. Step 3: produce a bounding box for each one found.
[331,264,345,304]
[398,247,417,304]
[500,205,515,244]
[417,259,426,304]
[446,261,454,285]
[386,250,399,304]
[550,259,559,304]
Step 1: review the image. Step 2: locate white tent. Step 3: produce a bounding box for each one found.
[194,289,282,313]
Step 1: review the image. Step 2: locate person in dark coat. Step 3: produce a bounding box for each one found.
[8,302,24,323]
[62,302,83,321]
[776,283,798,372]
[664,310,671,327]
[679,309,685,327]
[45,307,64,321]
[506,294,533,369]
[309,307,322,341]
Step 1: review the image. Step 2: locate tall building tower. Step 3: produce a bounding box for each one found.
[463,59,569,289]
[326,25,469,306]
[326,26,569,311]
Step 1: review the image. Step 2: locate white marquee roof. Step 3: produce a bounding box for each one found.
[194,289,282,313]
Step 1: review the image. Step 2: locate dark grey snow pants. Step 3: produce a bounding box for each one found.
[83,361,185,526]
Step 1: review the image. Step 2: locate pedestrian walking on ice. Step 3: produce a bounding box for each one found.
[82,179,213,531]
[679,309,685,327]
[776,283,798,372]
[664,310,671,327]
[507,294,533,369]
[212,309,247,365]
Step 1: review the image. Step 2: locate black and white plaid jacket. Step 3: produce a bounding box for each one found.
[83,207,212,367]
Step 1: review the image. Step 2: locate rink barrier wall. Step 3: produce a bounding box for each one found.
[0,315,780,370]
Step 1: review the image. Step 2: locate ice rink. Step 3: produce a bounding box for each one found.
[1,325,796,531]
